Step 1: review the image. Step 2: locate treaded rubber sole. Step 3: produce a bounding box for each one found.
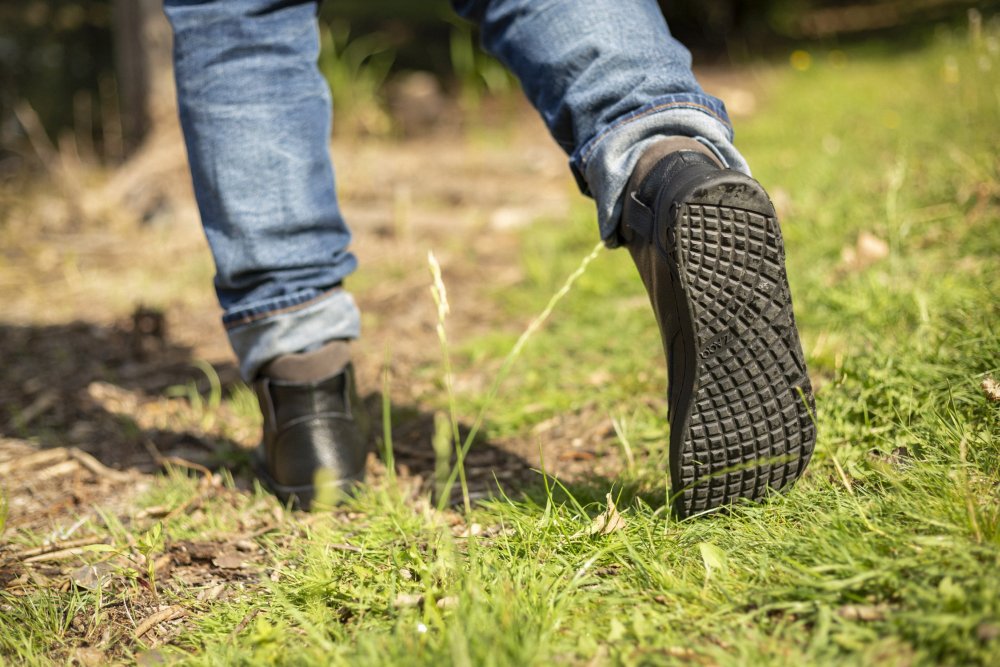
[669,186,816,518]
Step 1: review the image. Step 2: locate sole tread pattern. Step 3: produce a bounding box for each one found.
[672,201,815,516]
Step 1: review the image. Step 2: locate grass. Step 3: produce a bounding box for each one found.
[2,22,1000,666]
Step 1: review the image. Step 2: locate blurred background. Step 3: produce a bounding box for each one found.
[1,0,996,170]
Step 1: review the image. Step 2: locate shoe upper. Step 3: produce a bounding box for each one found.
[622,148,723,421]
[254,362,368,495]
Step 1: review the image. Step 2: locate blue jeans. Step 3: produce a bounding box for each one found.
[164,0,749,380]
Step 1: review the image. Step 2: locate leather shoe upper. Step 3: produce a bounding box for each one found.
[254,361,368,504]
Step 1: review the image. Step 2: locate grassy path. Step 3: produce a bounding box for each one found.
[2,24,999,665]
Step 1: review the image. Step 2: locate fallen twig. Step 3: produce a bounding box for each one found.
[23,544,112,564]
[227,608,261,642]
[135,606,187,639]
[10,536,109,561]
[246,524,281,540]
[7,390,59,430]
[162,493,205,522]
[143,438,216,483]
[136,505,172,520]
[67,448,133,482]
[34,460,81,482]
[163,456,214,481]
[0,448,68,476]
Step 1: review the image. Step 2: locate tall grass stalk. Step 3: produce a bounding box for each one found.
[428,251,471,512]
[437,241,605,511]
[381,358,396,485]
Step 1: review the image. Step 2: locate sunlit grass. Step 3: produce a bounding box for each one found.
[2,22,999,666]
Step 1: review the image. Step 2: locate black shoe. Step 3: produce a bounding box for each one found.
[621,138,816,518]
[253,343,369,510]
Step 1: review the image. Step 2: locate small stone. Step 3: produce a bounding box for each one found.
[977,622,1000,642]
[837,604,889,622]
[212,554,247,570]
[456,523,483,538]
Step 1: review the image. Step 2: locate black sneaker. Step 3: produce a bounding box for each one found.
[621,138,816,518]
[253,342,369,510]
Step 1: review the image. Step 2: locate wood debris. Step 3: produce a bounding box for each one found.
[134,606,187,639]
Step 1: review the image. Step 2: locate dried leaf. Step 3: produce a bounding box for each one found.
[572,494,626,538]
[197,583,227,601]
[394,593,424,609]
[436,596,458,610]
[455,523,483,538]
[70,562,114,591]
[840,230,889,272]
[982,376,1000,403]
[70,647,106,667]
[698,542,728,582]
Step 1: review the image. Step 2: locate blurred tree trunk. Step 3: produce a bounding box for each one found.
[112,0,174,156]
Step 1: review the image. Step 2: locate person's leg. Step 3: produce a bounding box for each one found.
[164,0,367,508]
[453,0,815,518]
[164,0,359,382]
[452,0,749,245]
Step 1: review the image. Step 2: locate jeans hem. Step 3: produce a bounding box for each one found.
[569,92,733,195]
[223,285,346,329]
[226,288,361,381]
[575,98,751,247]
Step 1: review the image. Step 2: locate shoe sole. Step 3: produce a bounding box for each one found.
[667,173,816,518]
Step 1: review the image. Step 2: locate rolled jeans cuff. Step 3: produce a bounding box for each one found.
[570,93,752,246]
[224,288,361,381]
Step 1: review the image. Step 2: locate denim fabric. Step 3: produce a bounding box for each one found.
[165,0,748,379]
[164,0,360,380]
[452,0,750,242]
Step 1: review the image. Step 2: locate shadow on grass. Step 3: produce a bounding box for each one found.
[360,393,539,505]
[0,314,537,513]
[0,314,244,469]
